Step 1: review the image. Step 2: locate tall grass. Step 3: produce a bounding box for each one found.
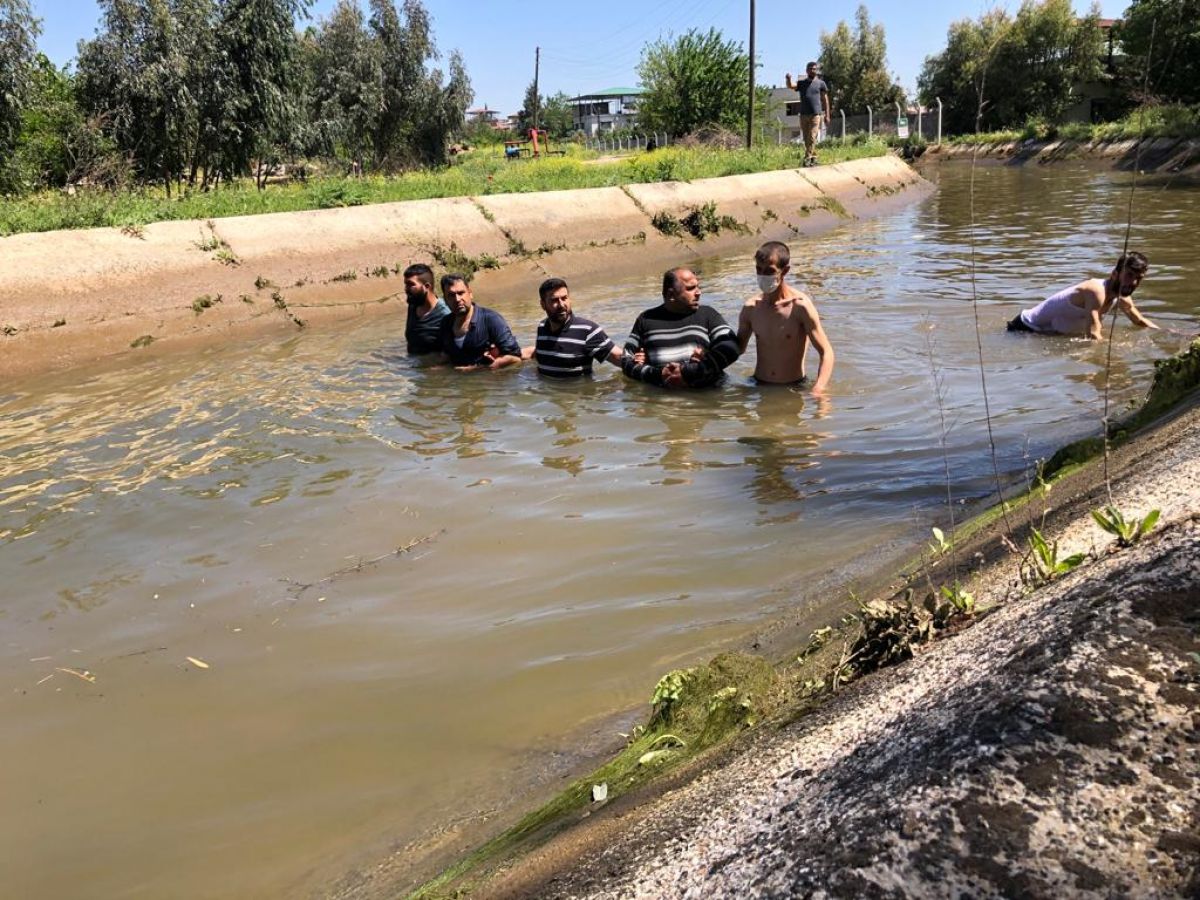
[945,103,1200,145]
[0,140,890,237]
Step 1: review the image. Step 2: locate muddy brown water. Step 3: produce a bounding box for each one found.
[1,161,1196,899]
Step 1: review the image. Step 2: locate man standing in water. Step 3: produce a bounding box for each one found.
[522,278,624,376]
[738,241,835,393]
[785,61,830,167]
[622,268,740,388]
[436,274,522,370]
[1008,252,1158,340]
[402,263,450,355]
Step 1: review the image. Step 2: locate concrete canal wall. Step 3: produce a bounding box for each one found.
[0,154,929,380]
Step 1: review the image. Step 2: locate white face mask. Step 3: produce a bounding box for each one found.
[756,274,779,294]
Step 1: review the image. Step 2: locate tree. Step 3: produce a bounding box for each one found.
[1118,0,1200,105]
[516,77,538,134]
[370,0,437,168]
[540,91,575,139]
[213,0,312,187]
[637,28,748,137]
[818,6,905,113]
[76,0,213,193]
[310,0,381,170]
[918,0,1103,134]
[406,47,471,165]
[0,0,41,192]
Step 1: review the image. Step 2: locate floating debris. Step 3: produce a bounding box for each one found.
[185,657,210,669]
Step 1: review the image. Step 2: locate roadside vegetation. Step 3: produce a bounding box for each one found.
[0,139,890,236]
[942,104,1200,145]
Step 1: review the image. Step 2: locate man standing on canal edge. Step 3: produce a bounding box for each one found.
[738,241,835,393]
[786,61,830,167]
[436,274,523,370]
[403,263,451,355]
[1007,252,1158,340]
[622,268,740,388]
[523,278,625,377]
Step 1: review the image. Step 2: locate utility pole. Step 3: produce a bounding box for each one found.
[746,0,756,149]
[533,46,541,134]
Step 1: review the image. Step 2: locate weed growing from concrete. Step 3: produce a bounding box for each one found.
[191,293,222,314]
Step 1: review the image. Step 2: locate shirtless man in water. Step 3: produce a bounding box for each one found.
[1008,251,1158,340]
[737,241,835,393]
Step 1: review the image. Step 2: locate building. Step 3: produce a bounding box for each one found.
[570,88,642,136]
[466,106,508,131]
[1063,18,1122,124]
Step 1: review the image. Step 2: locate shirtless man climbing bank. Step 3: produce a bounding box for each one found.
[738,241,835,393]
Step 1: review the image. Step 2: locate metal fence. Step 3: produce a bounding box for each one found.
[579,100,950,151]
[764,100,947,145]
[583,132,672,153]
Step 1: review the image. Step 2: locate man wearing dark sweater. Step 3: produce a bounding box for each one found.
[621,268,740,388]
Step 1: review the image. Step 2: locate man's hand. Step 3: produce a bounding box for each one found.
[633,349,647,366]
[662,362,685,388]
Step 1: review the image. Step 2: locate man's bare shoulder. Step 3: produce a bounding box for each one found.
[1075,278,1107,306]
[742,293,765,309]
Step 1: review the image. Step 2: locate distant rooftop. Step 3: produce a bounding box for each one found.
[571,87,643,100]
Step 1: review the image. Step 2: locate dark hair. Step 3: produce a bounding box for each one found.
[403,263,434,287]
[755,241,791,269]
[440,273,468,293]
[806,60,818,69]
[1116,251,1149,276]
[539,277,569,301]
[662,267,683,298]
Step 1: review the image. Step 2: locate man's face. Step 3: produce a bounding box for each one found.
[755,257,788,284]
[445,279,473,316]
[541,286,572,326]
[404,275,429,303]
[1114,265,1146,298]
[806,63,818,79]
[668,270,701,312]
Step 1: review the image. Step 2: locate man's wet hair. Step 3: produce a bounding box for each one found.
[403,263,434,287]
[539,277,569,301]
[440,273,468,293]
[755,241,791,269]
[1116,251,1149,276]
[662,267,685,298]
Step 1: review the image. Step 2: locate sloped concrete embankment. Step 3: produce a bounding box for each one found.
[0,155,927,380]
[925,136,1200,173]
[462,378,1200,899]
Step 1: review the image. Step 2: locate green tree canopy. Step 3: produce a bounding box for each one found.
[0,0,39,192]
[637,27,748,137]
[817,5,905,113]
[1117,0,1200,105]
[918,0,1103,134]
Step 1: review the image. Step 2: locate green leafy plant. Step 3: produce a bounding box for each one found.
[1091,506,1160,548]
[929,526,951,556]
[939,582,975,614]
[1024,527,1086,584]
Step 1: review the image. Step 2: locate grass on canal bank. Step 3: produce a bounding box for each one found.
[944,103,1200,146]
[0,139,890,238]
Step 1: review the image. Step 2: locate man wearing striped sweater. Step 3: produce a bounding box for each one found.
[621,268,741,388]
[523,278,625,377]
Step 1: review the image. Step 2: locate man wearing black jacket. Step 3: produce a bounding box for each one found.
[622,268,740,388]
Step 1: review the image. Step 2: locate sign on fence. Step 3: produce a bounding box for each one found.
[897,116,910,139]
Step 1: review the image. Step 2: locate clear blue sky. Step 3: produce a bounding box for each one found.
[31,0,1126,116]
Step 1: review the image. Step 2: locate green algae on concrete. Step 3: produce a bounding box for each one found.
[1043,338,1200,480]
[411,652,781,899]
